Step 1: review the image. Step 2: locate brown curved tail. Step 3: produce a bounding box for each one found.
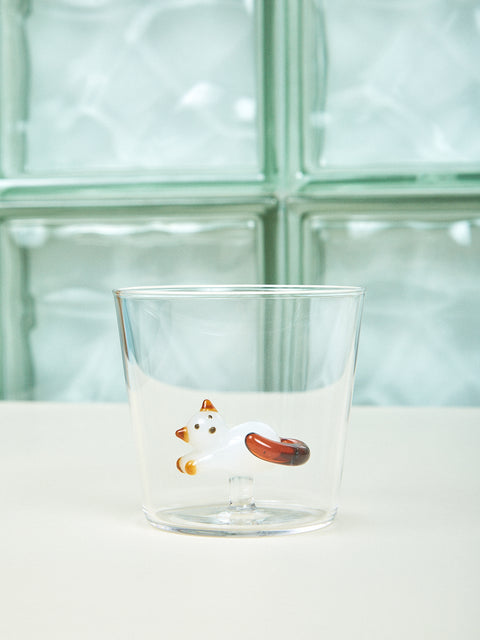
[245,433,310,466]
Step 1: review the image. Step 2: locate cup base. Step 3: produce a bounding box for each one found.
[144,502,336,537]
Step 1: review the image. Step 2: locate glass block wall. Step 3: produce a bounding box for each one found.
[1,0,479,404]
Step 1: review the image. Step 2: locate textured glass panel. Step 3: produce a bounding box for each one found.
[1,0,265,179]
[291,198,480,406]
[298,0,480,179]
[0,200,276,401]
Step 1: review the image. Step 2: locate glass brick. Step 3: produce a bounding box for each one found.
[0,199,277,401]
[1,0,273,181]
[294,0,480,182]
[289,196,480,405]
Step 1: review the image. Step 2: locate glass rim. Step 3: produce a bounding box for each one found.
[113,284,365,299]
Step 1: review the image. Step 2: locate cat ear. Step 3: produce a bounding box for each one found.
[200,399,217,412]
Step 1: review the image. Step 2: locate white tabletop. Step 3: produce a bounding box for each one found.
[1,402,479,639]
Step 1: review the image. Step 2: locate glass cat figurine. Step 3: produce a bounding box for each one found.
[176,399,310,476]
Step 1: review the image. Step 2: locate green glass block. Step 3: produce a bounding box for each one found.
[0,0,280,184]
[290,0,480,185]
[0,198,278,401]
[288,195,480,405]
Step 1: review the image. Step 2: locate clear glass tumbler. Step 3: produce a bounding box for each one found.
[113,285,364,536]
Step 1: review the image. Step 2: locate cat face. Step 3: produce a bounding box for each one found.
[176,399,227,450]
[186,409,226,449]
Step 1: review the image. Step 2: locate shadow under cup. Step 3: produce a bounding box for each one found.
[113,285,364,536]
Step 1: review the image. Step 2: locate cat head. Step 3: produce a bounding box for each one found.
[176,399,227,449]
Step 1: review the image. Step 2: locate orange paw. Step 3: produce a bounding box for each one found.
[176,457,184,473]
[185,460,197,475]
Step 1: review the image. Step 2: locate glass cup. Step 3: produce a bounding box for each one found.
[113,285,364,536]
